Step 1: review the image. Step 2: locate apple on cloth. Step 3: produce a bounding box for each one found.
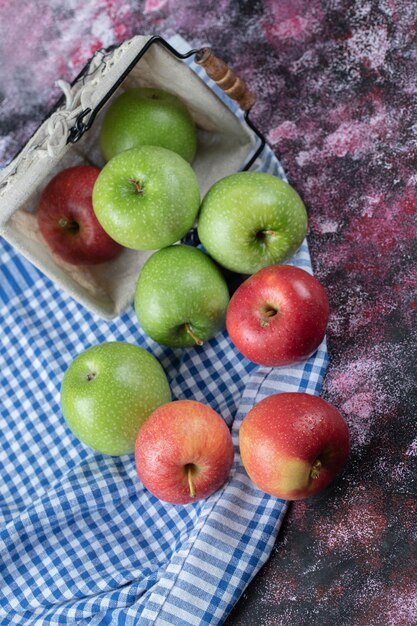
[239,393,349,500]
[226,264,329,367]
[0,34,330,626]
[61,342,171,456]
[135,399,234,504]
[198,171,308,275]
[135,244,230,347]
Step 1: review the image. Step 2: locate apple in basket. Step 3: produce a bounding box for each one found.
[135,400,234,504]
[61,342,171,456]
[37,165,123,265]
[239,393,349,500]
[226,265,329,367]
[100,87,197,163]
[197,172,308,275]
[92,146,200,250]
[135,244,230,348]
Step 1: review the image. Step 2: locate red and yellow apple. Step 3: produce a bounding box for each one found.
[135,399,234,504]
[239,392,349,500]
[226,264,329,367]
[37,165,123,265]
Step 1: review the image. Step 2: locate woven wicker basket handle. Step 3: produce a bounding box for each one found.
[195,47,256,111]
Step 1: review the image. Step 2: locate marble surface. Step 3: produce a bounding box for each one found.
[1,1,416,625]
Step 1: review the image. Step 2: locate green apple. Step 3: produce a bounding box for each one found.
[197,172,308,275]
[92,146,200,250]
[61,342,171,455]
[135,245,230,348]
[100,87,197,162]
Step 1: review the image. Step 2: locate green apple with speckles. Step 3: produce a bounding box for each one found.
[92,146,200,250]
[197,172,308,275]
[61,342,171,456]
[100,87,197,163]
[135,245,230,348]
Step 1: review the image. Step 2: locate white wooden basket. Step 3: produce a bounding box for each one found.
[0,35,263,318]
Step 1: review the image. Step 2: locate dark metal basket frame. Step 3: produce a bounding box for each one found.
[4,35,266,180]
[66,35,267,171]
[2,36,266,252]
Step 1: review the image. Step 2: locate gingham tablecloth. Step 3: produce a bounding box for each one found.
[0,35,328,626]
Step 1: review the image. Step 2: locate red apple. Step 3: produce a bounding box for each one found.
[239,392,349,500]
[37,165,123,265]
[226,264,329,367]
[135,399,234,504]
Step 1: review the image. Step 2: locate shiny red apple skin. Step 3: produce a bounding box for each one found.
[135,399,234,504]
[226,264,329,367]
[239,392,349,500]
[37,165,123,265]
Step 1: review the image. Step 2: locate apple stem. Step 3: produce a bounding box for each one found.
[185,323,204,346]
[262,230,276,236]
[187,465,196,498]
[128,178,144,194]
[58,218,79,233]
[310,459,322,480]
[260,306,278,327]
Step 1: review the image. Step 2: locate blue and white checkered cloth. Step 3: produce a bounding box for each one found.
[0,35,328,626]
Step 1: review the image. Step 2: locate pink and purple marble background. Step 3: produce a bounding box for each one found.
[1,1,416,624]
